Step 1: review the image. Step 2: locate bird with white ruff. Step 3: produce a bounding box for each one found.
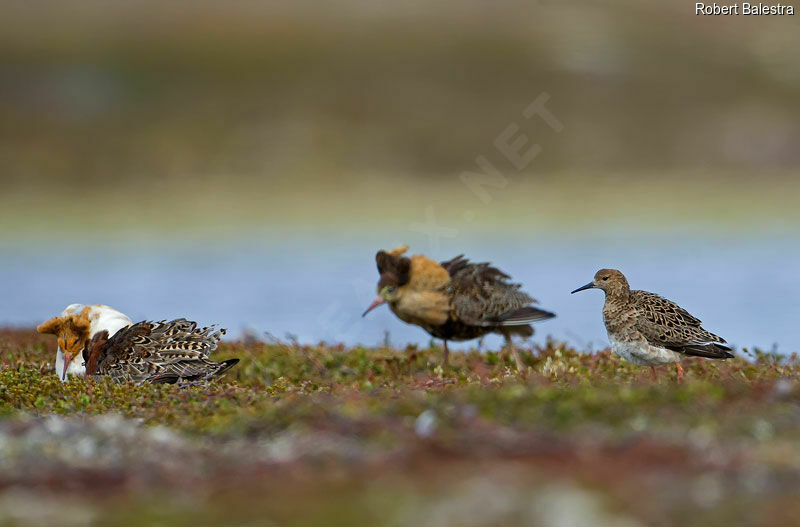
[571,269,734,381]
[37,304,132,381]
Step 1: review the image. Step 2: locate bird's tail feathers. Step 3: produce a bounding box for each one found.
[148,358,240,385]
[671,342,735,359]
[499,306,556,326]
[213,358,240,377]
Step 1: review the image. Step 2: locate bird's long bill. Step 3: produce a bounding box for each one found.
[571,282,595,294]
[61,353,72,381]
[362,296,386,317]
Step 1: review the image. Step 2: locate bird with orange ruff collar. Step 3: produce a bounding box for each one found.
[363,245,555,369]
[37,304,132,381]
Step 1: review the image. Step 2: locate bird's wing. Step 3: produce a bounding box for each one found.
[633,291,733,358]
[94,321,152,373]
[146,318,225,360]
[446,257,554,327]
[105,356,164,385]
[95,319,230,384]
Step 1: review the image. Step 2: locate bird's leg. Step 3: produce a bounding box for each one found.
[441,340,449,367]
[675,362,684,383]
[650,366,658,381]
[504,332,526,373]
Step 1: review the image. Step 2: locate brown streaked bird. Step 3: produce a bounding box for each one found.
[83,318,239,385]
[571,269,734,381]
[363,245,555,369]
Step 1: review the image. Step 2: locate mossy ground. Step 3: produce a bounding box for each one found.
[2,328,800,526]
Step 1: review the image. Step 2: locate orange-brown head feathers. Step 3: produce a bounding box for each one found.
[37,307,93,361]
[571,268,631,297]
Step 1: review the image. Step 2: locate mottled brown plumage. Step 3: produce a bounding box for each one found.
[364,245,555,367]
[632,290,731,358]
[572,269,733,381]
[83,319,238,385]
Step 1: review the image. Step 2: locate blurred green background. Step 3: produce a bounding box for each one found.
[1,0,799,240]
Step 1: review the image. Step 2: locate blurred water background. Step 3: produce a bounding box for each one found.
[1,0,798,352]
[3,233,799,353]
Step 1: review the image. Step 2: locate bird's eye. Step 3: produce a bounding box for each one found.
[602,276,609,281]
[386,286,396,294]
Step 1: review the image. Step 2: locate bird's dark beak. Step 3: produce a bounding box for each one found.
[571,282,595,294]
[362,296,386,317]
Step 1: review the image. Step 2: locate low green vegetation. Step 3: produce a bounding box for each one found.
[2,328,800,526]
[3,330,797,435]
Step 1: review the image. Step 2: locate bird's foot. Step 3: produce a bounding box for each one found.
[439,340,451,369]
[675,362,684,383]
[511,348,527,376]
